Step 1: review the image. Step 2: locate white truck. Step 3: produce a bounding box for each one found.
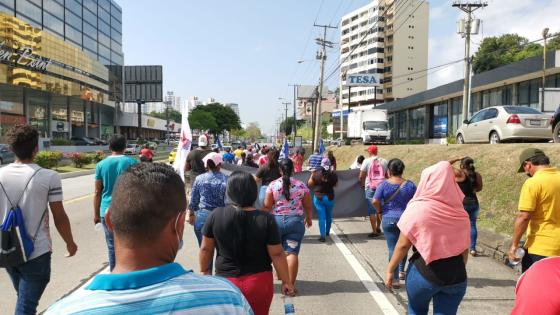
[347,106,391,144]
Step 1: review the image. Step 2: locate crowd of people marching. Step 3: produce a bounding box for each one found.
[0,125,559,315]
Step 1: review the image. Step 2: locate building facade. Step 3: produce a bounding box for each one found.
[0,0,123,141]
[225,103,239,117]
[339,0,428,107]
[378,51,560,143]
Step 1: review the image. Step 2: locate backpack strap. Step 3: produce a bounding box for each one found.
[385,180,408,204]
[0,168,42,209]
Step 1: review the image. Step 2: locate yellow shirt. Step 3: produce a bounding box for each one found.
[233,149,243,158]
[518,167,560,257]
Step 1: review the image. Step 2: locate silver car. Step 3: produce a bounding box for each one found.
[456,106,552,144]
[0,144,15,165]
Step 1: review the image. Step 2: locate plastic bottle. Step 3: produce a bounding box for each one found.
[283,295,295,315]
[509,247,525,266]
[94,222,103,232]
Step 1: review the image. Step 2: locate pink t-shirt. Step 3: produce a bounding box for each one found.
[258,156,268,167]
[266,177,309,216]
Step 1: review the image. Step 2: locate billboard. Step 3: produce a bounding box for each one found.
[297,85,329,99]
[346,74,381,87]
[124,65,163,102]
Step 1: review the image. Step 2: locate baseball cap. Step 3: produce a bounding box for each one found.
[367,145,378,155]
[202,152,223,168]
[517,148,546,173]
[198,135,208,147]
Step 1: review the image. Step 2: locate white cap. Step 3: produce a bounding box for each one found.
[202,152,223,168]
[198,135,208,147]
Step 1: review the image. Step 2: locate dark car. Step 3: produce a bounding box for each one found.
[71,137,96,146]
[89,137,107,145]
[0,144,16,165]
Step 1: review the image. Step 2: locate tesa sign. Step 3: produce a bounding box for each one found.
[346,74,380,87]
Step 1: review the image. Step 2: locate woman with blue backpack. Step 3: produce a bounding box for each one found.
[359,145,388,238]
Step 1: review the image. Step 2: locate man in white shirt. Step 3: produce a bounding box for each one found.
[0,125,77,315]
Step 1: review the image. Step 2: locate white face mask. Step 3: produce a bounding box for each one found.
[175,212,184,251]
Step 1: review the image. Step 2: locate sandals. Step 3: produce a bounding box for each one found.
[367,232,381,238]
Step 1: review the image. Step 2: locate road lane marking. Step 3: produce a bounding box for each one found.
[330,227,400,315]
[64,194,94,204]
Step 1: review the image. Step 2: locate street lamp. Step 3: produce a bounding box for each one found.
[542,27,550,112]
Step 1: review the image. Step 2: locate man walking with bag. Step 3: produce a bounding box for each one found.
[0,125,77,315]
[359,145,388,238]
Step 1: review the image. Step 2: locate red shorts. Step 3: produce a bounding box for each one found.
[227,271,273,315]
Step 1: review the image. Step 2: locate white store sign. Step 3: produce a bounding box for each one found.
[346,74,381,87]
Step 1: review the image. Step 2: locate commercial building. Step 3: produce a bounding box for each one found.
[225,103,239,117]
[378,50,560,143]
[0,0,123,142]
[339,0,428,107]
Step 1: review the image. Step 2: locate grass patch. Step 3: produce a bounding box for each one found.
[55,163,96,173]
[330,143,560,235]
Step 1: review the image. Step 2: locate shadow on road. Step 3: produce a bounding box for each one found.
[467,277,517,288]
[275,279,370,296]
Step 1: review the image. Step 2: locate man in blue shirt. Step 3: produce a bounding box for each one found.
[47,163,252,315]
[94,135,137,270]
[222,147,235,164]
[307,149,323,171]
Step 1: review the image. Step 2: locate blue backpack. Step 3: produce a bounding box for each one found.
[0,169,45,267]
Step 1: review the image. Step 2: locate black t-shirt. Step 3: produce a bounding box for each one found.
[410,247,466,286]
[255,165,281,186]
[187,149,211,177]
[202,205,281,278]
[457,174,479,205]
[311,169,338,200]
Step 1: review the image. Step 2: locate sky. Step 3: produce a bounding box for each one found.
[117,0,560,134]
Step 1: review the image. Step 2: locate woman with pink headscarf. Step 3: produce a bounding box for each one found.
[385,161,470,315]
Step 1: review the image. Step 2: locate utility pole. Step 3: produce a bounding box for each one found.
[282,101,291,139]
[136,99,145,139]
[165,100,171,143]
[313,23,337,152]
[542,27,550,112]
[289,84,299,143]
[453,1,486,122]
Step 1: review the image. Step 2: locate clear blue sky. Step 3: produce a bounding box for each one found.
[117,0,559,134]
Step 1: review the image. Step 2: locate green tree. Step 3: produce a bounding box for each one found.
[472,34,547,74]
[148,109,181,123]
[188,107,218,131]
[547,33,560,51]
[280,117,303,136]
[203,103,242,136]
[230,129,247,140]
[245,122,262,141]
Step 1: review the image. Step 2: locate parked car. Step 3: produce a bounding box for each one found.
[0,144,15,165]
[88,137,107,145]
[456,106,552,144]
[551,105,560,143]
[169,148,177,164]
[124,144,139,155]
[71,137,96,146]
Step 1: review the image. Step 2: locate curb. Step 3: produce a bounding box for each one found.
[476,228,516,266]
[58,158,169,179]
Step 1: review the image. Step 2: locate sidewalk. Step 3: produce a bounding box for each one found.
[332,218,517,314]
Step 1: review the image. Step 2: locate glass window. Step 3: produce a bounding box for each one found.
[98,43,110,59]
[470,110,486,124]
[27,91,49,138]
[44,12,64,36]
[15,13,40,27]
[98,32,110,47]
[503,106,543,115]
[51,96,69,139]
[83,21,97,38]
[482,90,490,108]
[409,107,425,138]
[111,27,122,42]
[44,0,64,19]
[70,97,85,137]
[98,6,110,23]
[0,0,14,9]
[502,85,513,105]
[111,51,123,65]
[83,7,97,27]
[397,111,408,139]
[83,34,97,52]
[432,103,448,138]
[111,39,121,52]
[471,92,481,114]
[0,85,25,141]
[484,108,498,120]
[450,97,462,134]
[65,24,82,46]
[529,79,540,108]
[98,20,110,36]
[98,0,110,8]
[83,0,97,14]
[67,0,82,17]
[518,81,529,106]
[16,0,41,24]
[84,48,97,60]
[110,15,121,29]
[99,55,110,65]
[65,10,82,30]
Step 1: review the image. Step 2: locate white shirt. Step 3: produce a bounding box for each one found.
[0,163,63,260]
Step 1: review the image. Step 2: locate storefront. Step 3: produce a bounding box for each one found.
[0,12,119,142]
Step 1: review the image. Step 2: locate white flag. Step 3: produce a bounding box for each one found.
[173,101,192,182]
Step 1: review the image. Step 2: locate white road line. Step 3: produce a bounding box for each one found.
[330,227,400,315]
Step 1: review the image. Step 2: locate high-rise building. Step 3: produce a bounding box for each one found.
[339,0,428,107]
[0,0,124,140]
[225,103,240,117]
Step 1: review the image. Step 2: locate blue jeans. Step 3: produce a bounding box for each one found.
[256,185,268,209]
[194,209,213,273]
[406,263,467,315]
[365,188,376,216]
[313,195,335,238]
[5,252,51,315]
[464,204,479,251]
[274,215,305,255]
[382,217,406,279]
[101,217,115,271]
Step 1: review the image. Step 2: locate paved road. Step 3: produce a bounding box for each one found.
[0,174,518,314]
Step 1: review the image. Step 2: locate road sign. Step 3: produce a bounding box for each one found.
[346,74,380,87]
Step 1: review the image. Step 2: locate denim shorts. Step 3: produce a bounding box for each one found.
[365,188,376,216]
[274,215,305,255]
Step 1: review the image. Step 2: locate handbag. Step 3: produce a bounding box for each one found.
[0,169,46,267]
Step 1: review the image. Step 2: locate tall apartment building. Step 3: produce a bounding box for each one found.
[339,0,428,107]
[225,103,240,117]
